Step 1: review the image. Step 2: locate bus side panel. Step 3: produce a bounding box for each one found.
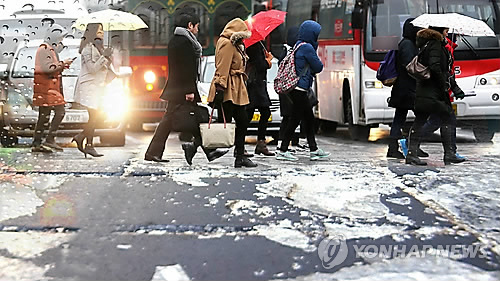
[316,44,360,124]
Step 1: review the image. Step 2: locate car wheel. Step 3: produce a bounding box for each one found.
[0,131,19,148]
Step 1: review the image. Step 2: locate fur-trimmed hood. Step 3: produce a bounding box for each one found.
[416,28,445,48]
[220,18,251,46]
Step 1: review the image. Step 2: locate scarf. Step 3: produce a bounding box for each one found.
[174,27,202,58]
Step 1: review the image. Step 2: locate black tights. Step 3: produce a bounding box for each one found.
[33,105,65,146]
[246,106,271,141]
[222,101,248,157]
[83,108,103,145]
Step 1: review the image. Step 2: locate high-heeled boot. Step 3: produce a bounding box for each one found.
[72,133,85,154]
[84,144,104,158]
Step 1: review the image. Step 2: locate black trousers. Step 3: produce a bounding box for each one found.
[33,105,65,146]
[279,89,318,152]
[246,106,271,141]
[82,108,104,145]
[222,101,248,157]
[146,101,205,158]
[411,110,452,151]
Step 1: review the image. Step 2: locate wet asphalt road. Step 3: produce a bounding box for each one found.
[0,125,499,281]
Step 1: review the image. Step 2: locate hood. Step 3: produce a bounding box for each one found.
[43,24,68,52]
[402,18,419,43]
[220,18,251,46]
[297,20,321,47]
[416,28,444,48]
[286,26,299,47]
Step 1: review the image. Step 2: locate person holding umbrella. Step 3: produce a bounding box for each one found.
[245,41,274,156]
[406,26,464,165]
[72,23,114,158]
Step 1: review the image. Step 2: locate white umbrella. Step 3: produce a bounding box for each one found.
[72,9,148,31]
[411,13,495,37]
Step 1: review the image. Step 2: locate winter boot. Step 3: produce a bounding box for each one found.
[255,140,274,156]
[441,125,465,165]
[387,138,405,159]
[234,156,257,168]
[405,129,427,166]
[182,142,198,165]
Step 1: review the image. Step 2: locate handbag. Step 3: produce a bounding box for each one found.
[199,106,236,148]
[406,42,430,80]
[307,89,318,107]
[171,103,209,132]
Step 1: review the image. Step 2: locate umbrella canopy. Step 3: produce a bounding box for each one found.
[411,13,495,37]
[72,9,148,31]
[244,10,287,48]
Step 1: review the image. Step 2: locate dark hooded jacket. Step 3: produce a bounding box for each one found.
[388,18,419,110]
[295,20,323,90]
[414,28,453,114]
[246,42,271,107]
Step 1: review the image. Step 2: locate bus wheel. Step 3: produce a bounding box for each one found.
[343,85,370,141]
[473,122,495,142]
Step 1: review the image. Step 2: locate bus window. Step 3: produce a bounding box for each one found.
[214,2,249,45]
[318,0,355,40]
[133,3,170,48]
[286,0,319,31]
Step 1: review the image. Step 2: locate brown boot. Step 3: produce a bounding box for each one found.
[255,140,275,156]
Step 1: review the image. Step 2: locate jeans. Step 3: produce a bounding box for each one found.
[390,108,409,140]
[279,89,318,152]
[246,106,271,141]
[33,105,65,146]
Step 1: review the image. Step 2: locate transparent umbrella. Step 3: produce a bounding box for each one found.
[72,9,148,32]
[411,13,495,37]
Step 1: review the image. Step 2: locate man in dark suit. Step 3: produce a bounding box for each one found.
[145,10,227,164]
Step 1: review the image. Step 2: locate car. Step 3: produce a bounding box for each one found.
[0,38,130,147]
[197,55,282,137]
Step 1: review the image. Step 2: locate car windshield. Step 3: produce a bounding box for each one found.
[202,60,278,83]
[367,0,500,51]
[11,45,80,78]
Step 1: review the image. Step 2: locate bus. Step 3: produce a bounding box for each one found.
[282,0,500,142]
[125,0,252,130]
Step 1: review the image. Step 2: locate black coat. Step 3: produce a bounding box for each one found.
[160,35,200,104]
[246,43,271,108]
[414,28,453,114]
[389,18,418,110]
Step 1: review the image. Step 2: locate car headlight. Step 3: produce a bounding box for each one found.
[102,79,129,121]
[476,76,500,87]
[365,80,384,89]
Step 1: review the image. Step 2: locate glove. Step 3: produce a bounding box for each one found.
[214,85,224,106]
[454,90,465,100]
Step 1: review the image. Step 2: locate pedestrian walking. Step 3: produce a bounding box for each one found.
[207,18,257,168]
[386,18,428,159]
[406,26,465,166]
[32,24,73,153]
[246,41,274,156]
[419,34,467,162]
[145,10,228,165]
[72,23,114,158]
[276,20,330,161]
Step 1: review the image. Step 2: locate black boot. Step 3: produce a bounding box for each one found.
[84,144,103,158]
[387,138,405,159]
[181,142,197,165]
[441,125,465,165]
[72,133,85,154]
[203,147,229,162]
[255,140,275,156]
[406,129,427,166]
[233,149,254,158]
[234,156,257,168]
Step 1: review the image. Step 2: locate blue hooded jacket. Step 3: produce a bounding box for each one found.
[295,20,323,90]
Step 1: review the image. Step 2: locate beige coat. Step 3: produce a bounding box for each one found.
[208,18,251,106]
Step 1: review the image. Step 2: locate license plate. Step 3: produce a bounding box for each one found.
[63,112,88,123]
[252,113,272,122]
[452,104,458,115]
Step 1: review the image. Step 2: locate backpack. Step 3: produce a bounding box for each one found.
[274,42,307,95]
[376,50,398,87]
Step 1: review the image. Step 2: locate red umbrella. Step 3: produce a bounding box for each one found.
[244,10,287,48]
